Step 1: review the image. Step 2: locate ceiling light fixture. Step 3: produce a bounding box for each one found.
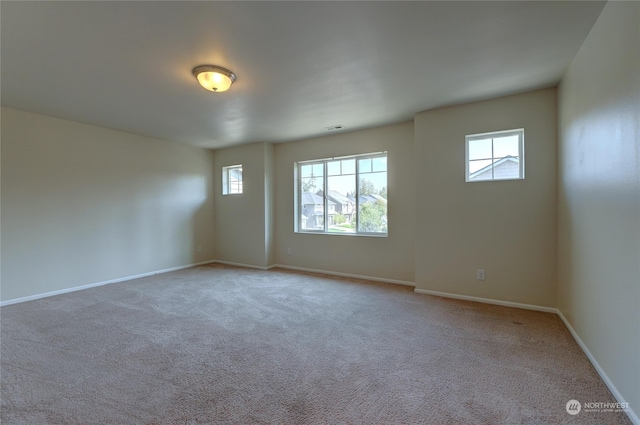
[193,65,236,93]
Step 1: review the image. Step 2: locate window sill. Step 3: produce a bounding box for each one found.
[295,231,388,238]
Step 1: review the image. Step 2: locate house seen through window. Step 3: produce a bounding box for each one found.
[466,129,524,182]
[222,165,242,195]
[296,152,387,235]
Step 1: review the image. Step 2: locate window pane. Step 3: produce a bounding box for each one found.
[327,160,341,176]
[229,168,242,194]
[468,138,492,160]
[468,159,492,174]
[300,164,313,178]
[358,171,387,233]
[359,158,372,173]
[228,168,241,179]
[342,159,356,175]
[372,156,387,172]
[493,135,520,158]
[313,163,323,177]
[327,173,356,234]
[300,162,324,230]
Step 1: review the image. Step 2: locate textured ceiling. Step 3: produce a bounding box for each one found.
[1,1,605,149]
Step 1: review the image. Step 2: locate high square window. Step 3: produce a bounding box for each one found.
[222,165,243,195]
[466,129,524,182]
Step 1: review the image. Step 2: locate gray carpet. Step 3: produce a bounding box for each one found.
[1,265,631,424]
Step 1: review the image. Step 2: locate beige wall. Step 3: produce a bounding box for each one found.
[1,108,215,302]
[264,143,276,266]
[414,89,558,307]
[274,122,415,283]
[558,1,640,416]
[213,142,274,268]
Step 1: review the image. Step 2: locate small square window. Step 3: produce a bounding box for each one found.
[222,165,242,195]
[466,129,524,182]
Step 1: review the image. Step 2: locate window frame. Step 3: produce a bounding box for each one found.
[222,164,243,195]
[465,128,525,182]
[295,152,388,237]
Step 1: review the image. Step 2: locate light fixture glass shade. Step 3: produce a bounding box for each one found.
[193,65,236,92]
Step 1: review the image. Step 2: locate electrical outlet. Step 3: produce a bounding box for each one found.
[287,248,292,255]
[476,269,485,281]
[197,245,203,252]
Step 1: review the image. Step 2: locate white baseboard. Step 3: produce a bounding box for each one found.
[271,264,415,287]
[413,288,557,313]
[556,311,639,425]
[0,260,216,307]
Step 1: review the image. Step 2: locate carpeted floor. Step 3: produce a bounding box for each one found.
[1,264,631,424]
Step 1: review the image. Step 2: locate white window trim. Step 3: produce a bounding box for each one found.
[222,164,243,195]
[465,128,525,182]
[295,152,388,237]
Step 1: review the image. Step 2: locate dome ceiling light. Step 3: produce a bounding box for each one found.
[193,65,236,93]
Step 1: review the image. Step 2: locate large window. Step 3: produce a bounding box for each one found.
[466,129,524,182]
[222,165,243,195]
[296,152,387,235]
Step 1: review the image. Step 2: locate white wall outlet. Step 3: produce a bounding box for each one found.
[476,269,486,281]
[197,245,203,252]
[287,248,292,255]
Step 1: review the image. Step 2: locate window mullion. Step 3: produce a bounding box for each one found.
[298,164,302,231]
[519,132,524,178]
[491,138,495,180]
[355,159,360,234]
[323,162,328,233]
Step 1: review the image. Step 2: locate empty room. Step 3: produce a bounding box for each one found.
[1,1,638,424]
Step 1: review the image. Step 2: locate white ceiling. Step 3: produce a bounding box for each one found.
[1,1,605,149]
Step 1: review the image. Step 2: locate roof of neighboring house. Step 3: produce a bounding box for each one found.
[469,156,519,180]
[370,194,387,204]
[301,192,335,206]
[326,190,353,205]
[348,194,387,205]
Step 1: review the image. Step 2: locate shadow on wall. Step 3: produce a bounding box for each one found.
[191,172,215,263]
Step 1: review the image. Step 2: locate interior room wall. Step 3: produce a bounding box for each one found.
[1,107,215,302]
[274,122,415,284]
[558,1,639,417]
[213,142,273,268]
[264,143,276,266]
[414,89,558,307]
